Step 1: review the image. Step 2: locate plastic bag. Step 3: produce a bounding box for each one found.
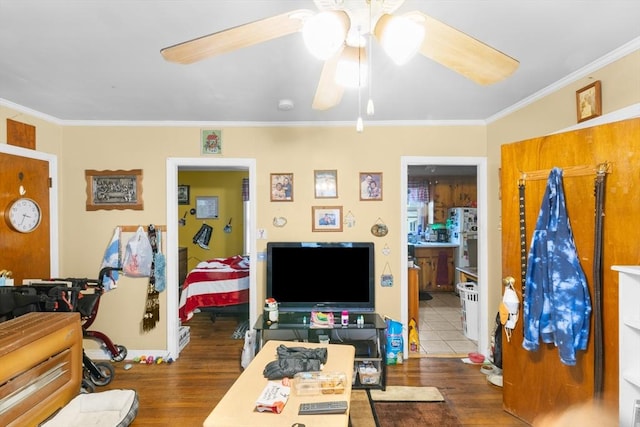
[241,329,256,369]
[409,318,420,352]
[122,226,153,277]
[385,317,404,365]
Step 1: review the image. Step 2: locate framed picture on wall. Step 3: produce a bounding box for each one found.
[195,196,219,219]
[314,170,338,198]
[201,129,222,154]
[178,185,190,205]
[312,206,343,232]
[576,80,601,123]
[359,172,383,201]
[85,169,143,211]
[270,173,293,201]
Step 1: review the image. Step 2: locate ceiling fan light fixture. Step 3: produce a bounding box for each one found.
[335,46,367,88]
[375,14,425,65]
[302,11,350,60]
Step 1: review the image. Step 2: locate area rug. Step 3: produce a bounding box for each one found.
[373,401,461,426]
[419,291,433,301]
[230,319,249,339]
[369,386,444,402]
[350,388,460,427]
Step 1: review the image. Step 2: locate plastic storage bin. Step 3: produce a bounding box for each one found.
[358,361,381,385]
[293,371,347,395]
[457,282,479,340]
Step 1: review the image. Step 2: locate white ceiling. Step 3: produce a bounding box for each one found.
[0,0,639,125]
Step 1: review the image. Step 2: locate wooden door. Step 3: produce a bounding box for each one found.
[0,152,51,284]
[500,118,639,422]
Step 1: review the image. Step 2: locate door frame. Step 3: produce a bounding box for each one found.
[400,156,488,356]
[0,143,59,277]
[165,157,257,359]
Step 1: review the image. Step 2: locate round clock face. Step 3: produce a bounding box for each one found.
[5,198,42,233]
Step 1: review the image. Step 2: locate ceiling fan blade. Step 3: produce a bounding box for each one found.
[413,12,519,85]
[161,9,311,64]
[312,47,345,111]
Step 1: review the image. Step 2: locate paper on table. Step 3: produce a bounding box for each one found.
[255,381,291,414]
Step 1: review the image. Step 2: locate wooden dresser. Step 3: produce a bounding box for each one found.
[0,312,82,426]
[178,247,188,292]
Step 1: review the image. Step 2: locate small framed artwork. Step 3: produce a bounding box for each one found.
[359,172,383,201]
[195,196,219,219]
[312,206,343,232]
[85,169,143,211]
[270,173,293,202]
[314,169,338,198]
[201,129,222,154]
[576,80,602,123]
[178,185,190,205]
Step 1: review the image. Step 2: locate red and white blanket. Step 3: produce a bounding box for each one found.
[178,255,249,322]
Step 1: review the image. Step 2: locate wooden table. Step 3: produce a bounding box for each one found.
[203,340,355,427]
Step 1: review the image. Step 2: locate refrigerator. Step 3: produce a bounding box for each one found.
[447,207,478,282]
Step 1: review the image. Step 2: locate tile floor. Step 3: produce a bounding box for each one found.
[415,291,479,355]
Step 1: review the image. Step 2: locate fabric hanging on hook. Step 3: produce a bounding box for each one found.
[100,226,121,291]
[521,167,592,366]
[143,225,160,332]
[193,223,213,249]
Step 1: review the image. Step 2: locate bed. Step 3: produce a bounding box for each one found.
[178,255,250,322]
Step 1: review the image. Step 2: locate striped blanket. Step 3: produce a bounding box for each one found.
[178,255,249,322]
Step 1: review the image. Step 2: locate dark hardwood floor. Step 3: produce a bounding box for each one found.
[101,312,528,426]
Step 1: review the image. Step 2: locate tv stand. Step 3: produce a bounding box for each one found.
[253,312,387,390]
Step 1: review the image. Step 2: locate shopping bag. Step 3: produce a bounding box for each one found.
[122,226,153,277]
[241,329,256,369]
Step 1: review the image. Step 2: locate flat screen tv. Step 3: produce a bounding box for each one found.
[266,242,375,313]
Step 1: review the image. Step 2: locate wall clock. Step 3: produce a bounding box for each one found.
[5,197,42,233]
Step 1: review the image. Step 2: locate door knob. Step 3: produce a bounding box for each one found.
[502,276,515,287]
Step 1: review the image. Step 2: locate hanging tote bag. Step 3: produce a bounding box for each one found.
[122,226,153,277]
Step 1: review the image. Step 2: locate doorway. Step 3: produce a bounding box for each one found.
[401,156,488,356]
[165,158,257,359]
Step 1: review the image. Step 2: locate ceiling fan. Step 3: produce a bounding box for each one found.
[161,0,519,111]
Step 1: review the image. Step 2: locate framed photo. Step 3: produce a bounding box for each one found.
[312,206,343,232]
[195,196,219,219]
[178,185,190,205]
[85,169,143,211]
[576,80,601,123]
[314,169,338,198]
[201,129,222,154]
[359,172,383,201]
[270,173,293,202]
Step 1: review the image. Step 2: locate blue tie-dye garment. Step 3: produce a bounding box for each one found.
[521,168,592,366]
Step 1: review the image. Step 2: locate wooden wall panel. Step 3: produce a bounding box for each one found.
[500,118,640,422]
[6,119,36,150]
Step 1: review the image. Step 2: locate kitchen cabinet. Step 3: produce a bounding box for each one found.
[413,245,456,292]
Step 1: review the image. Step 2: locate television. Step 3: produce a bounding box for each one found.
[266,242,375,313]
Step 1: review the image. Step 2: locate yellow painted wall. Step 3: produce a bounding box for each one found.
[485,50,640,329]
[178,170,247,270]
[1,48,637,354]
